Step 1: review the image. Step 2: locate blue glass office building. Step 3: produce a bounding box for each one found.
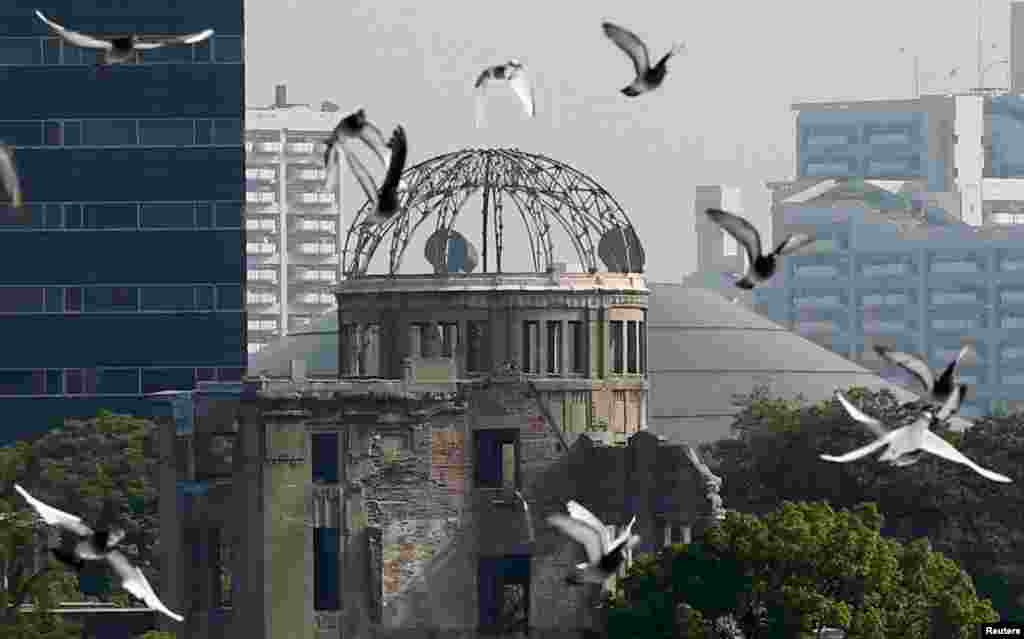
[0,1,244,442]
[752,95,1024,418]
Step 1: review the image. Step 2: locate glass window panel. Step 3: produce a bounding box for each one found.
[610,320,624,373]
[0,38,42,65]
[196,286,214,310]
[45,121,62,146]
[569,321,586,374]
[82,119,137,146]
[46,369,62,395]
[84,286,138,312]
[141,202,194,229]
[627,320,638,373]
[216,285,242,311]
[140,286,196,312]
[64,204,82,229]
[83,203,137,229]
[95,368,139,394]
[42,37,60,64]
[0,121,42,146]
[214,202,242,228]
[0,287,43,313]
[313,527,340,611]
[44,287,63,313]
[196,202,213,228]
[43,204,63,229]
[546,321,562,374]
[142,368,194,394]
[218,367,244,382]
[467,320,488,373]
[214,36,242,63]
[139,45,193,64]
[0,370,44,396]
[65,287,82,312]
[212,119,242,146]
[195,119,212,145]
[139,119,195,146]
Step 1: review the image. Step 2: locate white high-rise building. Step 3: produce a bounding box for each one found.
[245,84,346,357]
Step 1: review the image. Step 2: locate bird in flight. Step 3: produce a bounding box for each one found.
[601,22,685,97]
[873,344,972,407]
[546,500,639,585]
[705,208,816,289]
[35,10,214,66]
[0,144,22,209]
[323,108,390,191]
[15,484,184,622]
[474,60,536,128]
[822,388,1012,483]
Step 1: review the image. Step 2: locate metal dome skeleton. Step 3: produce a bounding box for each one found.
[341,147,644,277]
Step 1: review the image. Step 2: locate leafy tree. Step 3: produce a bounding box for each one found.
[606,501,999,638]
[3,411,162,609]
[698,385,1024,624]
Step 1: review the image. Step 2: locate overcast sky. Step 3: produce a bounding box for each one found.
[245,0,1016,282]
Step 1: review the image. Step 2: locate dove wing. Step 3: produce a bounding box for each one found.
[0,145,22,208]
[546,514,604,564]
[602,22,650,76]
[508,70,536,118]
[820,429,901,463]
[135,29,214,49]
[920,430,1013,483]
[35,11,112,50]
[566,501,611,550]
[15,484,93,537]
[873,346,935,392]
[107,551,185,622]
[774,233,816,256]
[342,147,379,205]
[357,120,390,173]
[834,391,889,437]
[705,208,762,260]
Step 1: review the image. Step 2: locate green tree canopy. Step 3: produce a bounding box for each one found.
[698,385,1024,623]
[606,501,999,638]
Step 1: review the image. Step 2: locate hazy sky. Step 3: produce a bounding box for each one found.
[245,0,1016,282]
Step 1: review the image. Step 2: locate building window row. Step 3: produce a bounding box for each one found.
[520,320,590,375]
[2,201,242,231]
[246,218,277,232]
[245,168,277,181]
[295,268,337,283]
[0,284,242,314]
[246,141,327,155]
[0,35,242,66]
[0,118,242,148]
[0,365,243,397]
[246,191,276,204]
[247,319,279,332]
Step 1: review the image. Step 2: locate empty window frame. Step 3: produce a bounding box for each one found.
[474,429,519,490]
[313,527,341,611]
[639,321,647,374]
[522,321,540,373]
[311,432,339,483]
[568,321,586,374]
[478,555,530,635]
[546,321,563,374]
[627,321,638,373]
[467,320,488,373]
[440,322,459,358]
[609,320,625,374]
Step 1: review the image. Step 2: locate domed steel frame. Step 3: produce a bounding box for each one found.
[340,147,644,278]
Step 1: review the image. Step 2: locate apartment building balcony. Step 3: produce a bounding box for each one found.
[290,239,337,259]
[289,267,337,287]
[291,289,335,307]
[283,140,321,161]
[289,167,328,183]
[247,317,282,336]
[245,167,278,183]
[245,217,278,234]
[246,290,280,308]
[245,191,278,214]
[247,268,280,286]
[247,140,283,158]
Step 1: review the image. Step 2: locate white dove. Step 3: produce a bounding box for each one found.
[822,388,1012,483]
[546,500,639,585]
[474,60,535,128]
[35,10,213,66]
[15,484,183,622]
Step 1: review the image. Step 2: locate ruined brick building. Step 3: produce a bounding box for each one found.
[150,148,726,638]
